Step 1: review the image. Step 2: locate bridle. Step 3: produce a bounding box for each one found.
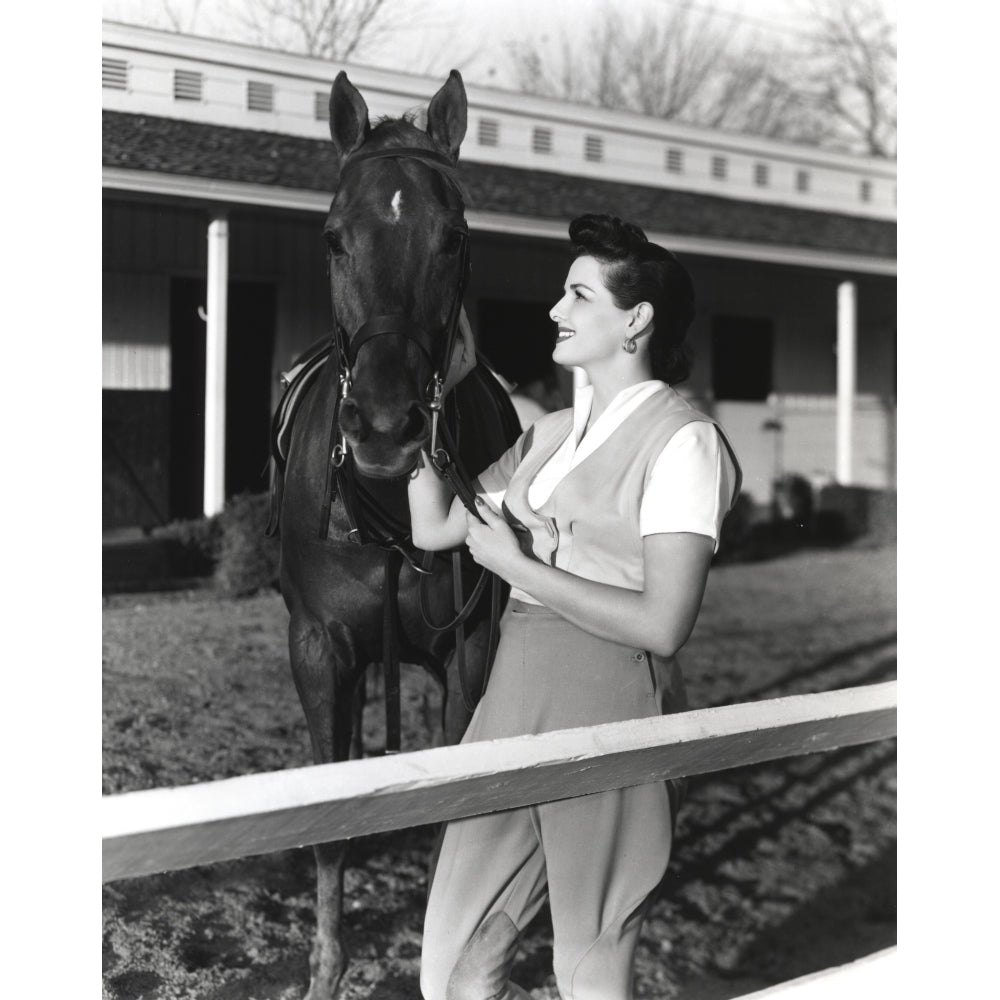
[316,141,502,751]
[318,144,475,544]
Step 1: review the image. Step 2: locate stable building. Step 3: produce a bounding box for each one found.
[102,20,896,531]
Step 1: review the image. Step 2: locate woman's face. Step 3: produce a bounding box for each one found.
[549,255,631,370]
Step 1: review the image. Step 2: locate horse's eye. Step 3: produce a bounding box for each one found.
[325,231,346,257]
[442,229,465,255]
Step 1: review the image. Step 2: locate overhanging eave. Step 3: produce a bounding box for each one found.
[102,167,896,277]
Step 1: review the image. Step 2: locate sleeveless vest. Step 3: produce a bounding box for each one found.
[494,388,742,590]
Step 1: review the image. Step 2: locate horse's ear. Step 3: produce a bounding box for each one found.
[329,71,370,163]
[426,70,467,163]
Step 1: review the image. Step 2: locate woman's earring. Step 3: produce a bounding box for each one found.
[622,335,638,354]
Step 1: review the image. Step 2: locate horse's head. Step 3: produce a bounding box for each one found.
[324,70,469,478]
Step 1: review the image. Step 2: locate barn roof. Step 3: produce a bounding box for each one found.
[103,111,896,261]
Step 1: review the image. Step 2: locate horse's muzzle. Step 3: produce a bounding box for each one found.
[339,397,432,477]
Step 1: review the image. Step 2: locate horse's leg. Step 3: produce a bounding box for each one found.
[288,615,360,1000]
[350,672,366,760]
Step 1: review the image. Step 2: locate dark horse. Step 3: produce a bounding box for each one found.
[272,70,521,999]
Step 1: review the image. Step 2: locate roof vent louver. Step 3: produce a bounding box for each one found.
[584,135,603,162]
[532,127,553,154]
[103,57,128,91]
[247,80,274,113]
[173,69,203,102]
[665,148,683,173]
[478,118,500,146]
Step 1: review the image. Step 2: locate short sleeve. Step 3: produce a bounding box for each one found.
[639,421,736,551]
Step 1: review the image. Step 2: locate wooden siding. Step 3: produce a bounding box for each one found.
[103,200,207,274]
[102,343,171,391]
[715,396,895,500]
[103,272,171,389]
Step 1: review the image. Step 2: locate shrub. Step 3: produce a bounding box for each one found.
[815,484,896,548]
[715,491,757,562]
[151,514,223,578]
[215,492,280,596]
[772,474,814,528]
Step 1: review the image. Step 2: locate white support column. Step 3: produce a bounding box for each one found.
[203,213,229,517]
[836,281,857,485]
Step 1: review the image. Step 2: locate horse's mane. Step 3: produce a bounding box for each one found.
[370,113,430,147]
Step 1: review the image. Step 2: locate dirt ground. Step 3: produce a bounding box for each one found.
[102,544,896,1000]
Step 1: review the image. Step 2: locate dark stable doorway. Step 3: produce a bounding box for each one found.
[169,279,276,519]
[476,298,556,388]
[710,315,775,402]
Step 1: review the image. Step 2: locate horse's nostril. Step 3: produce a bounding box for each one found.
[338,398,368,441]
[399,402,431,445]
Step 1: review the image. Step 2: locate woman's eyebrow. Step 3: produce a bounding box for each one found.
[568,282,595,294]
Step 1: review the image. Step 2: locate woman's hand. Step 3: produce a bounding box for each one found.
[464,499,526,582]
[408,451,471,551]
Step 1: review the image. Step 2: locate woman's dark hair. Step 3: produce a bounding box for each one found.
[568,213,694,384]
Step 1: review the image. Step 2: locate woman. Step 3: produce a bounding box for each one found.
[410,214,741,1000]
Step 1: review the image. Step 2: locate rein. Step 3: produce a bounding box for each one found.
[316,141,500,751]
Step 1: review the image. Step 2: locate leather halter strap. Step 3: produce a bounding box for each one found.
[346,314,437,370]
[338,145,468,202]
[340,145,456,171]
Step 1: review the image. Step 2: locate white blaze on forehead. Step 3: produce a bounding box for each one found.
[390,189,403,223]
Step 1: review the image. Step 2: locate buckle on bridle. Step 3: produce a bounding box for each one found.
[428,372,444,457]
[332,364,352,469]
[430,446,451,475]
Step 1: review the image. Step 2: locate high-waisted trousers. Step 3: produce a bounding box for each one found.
[420,601,687,1000]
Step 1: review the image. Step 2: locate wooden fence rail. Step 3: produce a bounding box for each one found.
[102,681,896,884]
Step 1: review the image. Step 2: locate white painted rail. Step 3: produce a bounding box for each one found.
[103,682,896,884]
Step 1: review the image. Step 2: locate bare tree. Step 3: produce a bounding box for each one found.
[157,0,204,33]
[107,0,474,78]
[504,0,895,158]
[623,8,730,120]
[795,0,896,157]
[103,0,208,33]
[504,5,821,140]
[506,5,732,120]
[222,0,419,62]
